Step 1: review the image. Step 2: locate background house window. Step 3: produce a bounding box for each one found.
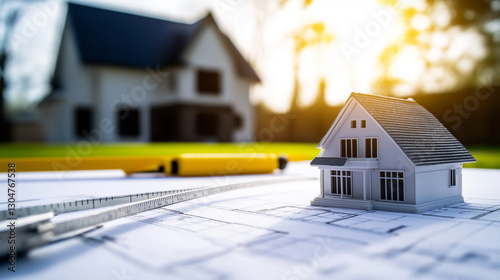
[196,112,218,136]
[197,69,221,95]
[234,114,243,129]
[341,138,358,158]
[450,169,457,186]
[351,120,356,128]
[380,171,404,201]
[118,108,140,136]
[365,138,378,158]
[331,170,352,196]
[361,120,366,128]
[75,107,92,137]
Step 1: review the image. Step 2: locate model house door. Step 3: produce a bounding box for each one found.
[330,170,352,196]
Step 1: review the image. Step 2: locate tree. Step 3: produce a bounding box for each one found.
[374,0,500,95]
[289,22,334,112]
[0,8,19,142]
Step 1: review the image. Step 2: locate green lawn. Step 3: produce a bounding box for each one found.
[0,143,498,168]
[463,145,500,169]
[0,142,320,162]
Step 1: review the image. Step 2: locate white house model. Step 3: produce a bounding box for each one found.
[37,3,259,143]
[311,93,476,213]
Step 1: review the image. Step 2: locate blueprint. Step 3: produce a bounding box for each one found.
[1,162,500,279]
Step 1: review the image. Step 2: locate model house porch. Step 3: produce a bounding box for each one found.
[311,156,381,210]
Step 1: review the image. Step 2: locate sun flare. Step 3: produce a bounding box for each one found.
[252,0,408,112]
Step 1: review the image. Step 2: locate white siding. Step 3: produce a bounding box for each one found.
[39,18,98,142]
[415,164,462,204]
[319,100,416,204]
[182,24,254,141]
[95,65,173,142]
[182,24,233,104]
[232,78,254,141]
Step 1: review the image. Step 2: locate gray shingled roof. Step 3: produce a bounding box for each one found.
[350,93,475,166]
[310,157,347,166]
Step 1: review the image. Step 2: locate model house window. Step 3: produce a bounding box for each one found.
[117,108,140,136]
[361,120,366,128]
[450,169,457,187]
[75,107,92,137]
[365,138,378,158]
[351,120,356,128]
[380,171,404,202]
[196,112,218,136]
[331,170,352,196]
[197,69,221,95]
[340,139,358,158]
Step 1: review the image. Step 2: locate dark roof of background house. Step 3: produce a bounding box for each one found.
[67,3,259,81]
[350,93,475,166]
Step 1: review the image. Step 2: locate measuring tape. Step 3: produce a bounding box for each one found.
[0,175,313,256]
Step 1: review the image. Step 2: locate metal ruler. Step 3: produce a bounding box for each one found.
[0,176,313,256]
[0,187,205,220]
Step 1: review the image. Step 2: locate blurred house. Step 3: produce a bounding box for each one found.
[34,3,259,143]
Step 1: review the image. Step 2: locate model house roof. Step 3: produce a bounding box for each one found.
[350,93,475,166]
[66,3,259,81]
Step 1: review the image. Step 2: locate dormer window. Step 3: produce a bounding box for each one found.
[351,120,356,128]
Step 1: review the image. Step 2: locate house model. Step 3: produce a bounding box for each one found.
[36,3,259,142]
[310,93,476,213]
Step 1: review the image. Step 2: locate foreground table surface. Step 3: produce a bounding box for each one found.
[1,163,499,279]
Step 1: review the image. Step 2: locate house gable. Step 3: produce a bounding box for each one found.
[183,21,235,73]
[180,22,237,103]
[318,98,415,171]
[178,20,255,142]
[314,98,417,206]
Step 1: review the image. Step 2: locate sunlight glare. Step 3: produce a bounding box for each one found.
[255,0,407,111]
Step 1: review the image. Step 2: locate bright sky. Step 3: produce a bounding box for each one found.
[2,0,472,113]
[252,0,409,111]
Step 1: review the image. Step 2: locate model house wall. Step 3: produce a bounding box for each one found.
[415,164,462,204]
[37,3,258,143]
[318,100,417,204]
